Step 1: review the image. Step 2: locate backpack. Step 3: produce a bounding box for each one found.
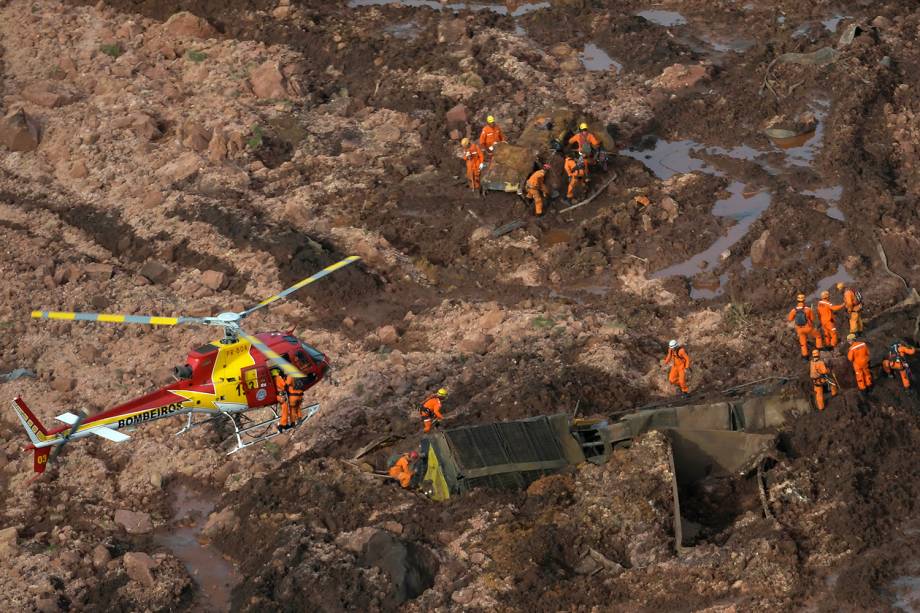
[890,344,902,363]
[794,307,808,326]
[853,288,863,305]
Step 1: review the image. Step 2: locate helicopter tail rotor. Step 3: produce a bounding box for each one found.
[46,410,87,468]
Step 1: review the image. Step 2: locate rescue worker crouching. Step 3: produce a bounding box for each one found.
[846,334,872,392]
[420,387,448,433]
[809,349,837,411]
[525,163,551,216]
[787,293,823,359]
[562,153,587,205]
[388,451,419,488]
[273,368,306,432]
[663,339,691,396]
[883,341,916,390]
[461,137,484,192]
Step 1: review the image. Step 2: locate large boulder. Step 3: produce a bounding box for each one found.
[0,109,40,152]
[163,11,217,39]
[114,509,153,534]
[750,230,780,268]
[250,61,287,99]
[22,80,79,108]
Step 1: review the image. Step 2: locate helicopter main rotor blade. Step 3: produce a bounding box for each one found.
[238,331,306,379]
[32,311,205,326]
[238,255,361,319]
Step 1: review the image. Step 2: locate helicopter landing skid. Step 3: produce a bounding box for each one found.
[225,403,320,455]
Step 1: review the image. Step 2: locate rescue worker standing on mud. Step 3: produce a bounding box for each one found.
[837,281,864,335]
[461,137,484,191]
[388,451,419,488]
[787,293,823,360]
[419,388,448,433]
[809,349,837,411]
[883,340,916,390]
[525,163,551,216]
[563,153,587,205]
[817,290,844,348]
[273,368,305,432]
[663,339,691,396]
[568,122,601,169]
[846,334,873,392]
[479,115,505,163]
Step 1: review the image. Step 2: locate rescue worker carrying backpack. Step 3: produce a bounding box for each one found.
[883,341,916,390]
[787,293,823,359]
[419,388,448,433]
[837,281,864,335]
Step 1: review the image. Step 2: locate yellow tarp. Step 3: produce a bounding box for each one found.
[424,447,451,501]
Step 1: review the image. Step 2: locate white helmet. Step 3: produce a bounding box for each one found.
[668,339,678,349]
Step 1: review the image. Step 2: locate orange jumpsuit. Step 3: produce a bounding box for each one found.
[663,346,691,394]
[843,288,863,334]
[883,344,916,389]
[847,340,872,390]
[564,157,587,199]
[809,356,836,410]
[463,142,484,190]
[479,124,505,154]
[274,374,304,427]
[568,131,601,167]
[525,168,549,216]
[787,304,823,357]
[388,454,416,488]
[817,299,844,347]
[419,395,443,433]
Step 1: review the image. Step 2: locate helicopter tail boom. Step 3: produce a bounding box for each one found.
[11,397,58,474]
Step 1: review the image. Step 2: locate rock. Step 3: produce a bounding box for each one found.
[200,269,226,290]
[377,325,399,346]
[130,113,162,140]
[51,377,76,393]
[459,71,484,89]
[163,11,217,39]
[123,551,156,586]
[181,121,211,151]
[871,15,891,29]
[653,63,709,90]
[445,103,467,127]
[150,472,163,489]
[560,57,582,73]
[659,196,679,222]
[458,332,490,355]
[693,272,721,291]
[208,128,228,161]
[70,160,89,179]
[479,309,505,330]
[139,260,170,284]
[250,61,287,99]
[335,526,380,554]
[143,190,164,207]
[115,509,153,534]
[0,526,18,555]
[84,263,114,281]
[0,109,40,152]
[550,43,575,57]
[202,507,239,539]
[750,230,779,268]
[92,544,111,569]
[448,129,461,140]
[22,80,79,108]
[372,124,401,145]
[156,152,201,185]
[34,598,59,613]
[380,521,403,535]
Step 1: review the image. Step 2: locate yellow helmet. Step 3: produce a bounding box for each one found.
[486,115,495,124]
[836,282,845,290]
[796,293,805,302]
[437,388,448,398]
[460,137,470,147]
[579,122,588,130]
[846,333,856,341]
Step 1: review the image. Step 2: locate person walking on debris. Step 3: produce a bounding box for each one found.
[837,281,864,335]
[787,293,823,360]
[663,339,691,396]
[273,368,305,432]
[478,115,505,163]
[568,122,602,169]
[846,334,873,392]
[461,137,484,192]
[817,290,845,348]
[883,340,916,390]
[420,388,448,433]
[809,349,837,411]
[525,164,551,216]
[388,451,419,488]
[563,153,587,205]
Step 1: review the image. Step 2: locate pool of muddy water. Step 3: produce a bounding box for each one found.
[348,0,549,16]
[581,43,622,72]
[154,484,241,612]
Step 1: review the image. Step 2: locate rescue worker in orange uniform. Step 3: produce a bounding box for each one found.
[787,293,823,359]
[563,153,587,204]
[809,349,837,410]
[663,339,691,396]
[525,164,551,216]
[478,115,505,162]
[420,388,448,433]
[846,334,872,391]
[882,341,916,390]
[461,137,484,191]
[568,122,601,169]
[273,369,305,432]
[816,290,845,348]
[837,281,864,335]
[388,451,419,488]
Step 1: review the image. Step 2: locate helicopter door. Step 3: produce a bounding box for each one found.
[241,365,276,407]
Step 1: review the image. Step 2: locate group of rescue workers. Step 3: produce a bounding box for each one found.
[460,115,608,215]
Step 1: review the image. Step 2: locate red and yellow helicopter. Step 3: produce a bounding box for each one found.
[12,255,360,475]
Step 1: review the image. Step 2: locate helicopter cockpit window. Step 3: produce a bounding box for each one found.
[300,342,325,362]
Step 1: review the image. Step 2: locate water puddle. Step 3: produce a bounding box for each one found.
[636,9,687,27]
[348,0,549,16]
[581,43,622,72]
[822,14,849,32]
[384,21,420,39]
[701,35,755,54]
[768,99,829,167]
[803,185,845,220]
[890,575,920,611]
[806,263,853,301]
[154,484,241,612]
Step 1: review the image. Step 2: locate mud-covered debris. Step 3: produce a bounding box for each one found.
[0,109,40,152]
[162,11,217,39]
[0,527,18,555]
[250,61,288,99]
[115,509,153,534]
[651,63,709,90]
[123,551,157,586]
[0,368,35,382]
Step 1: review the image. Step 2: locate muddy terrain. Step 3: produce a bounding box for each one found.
[1,0,920,610]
